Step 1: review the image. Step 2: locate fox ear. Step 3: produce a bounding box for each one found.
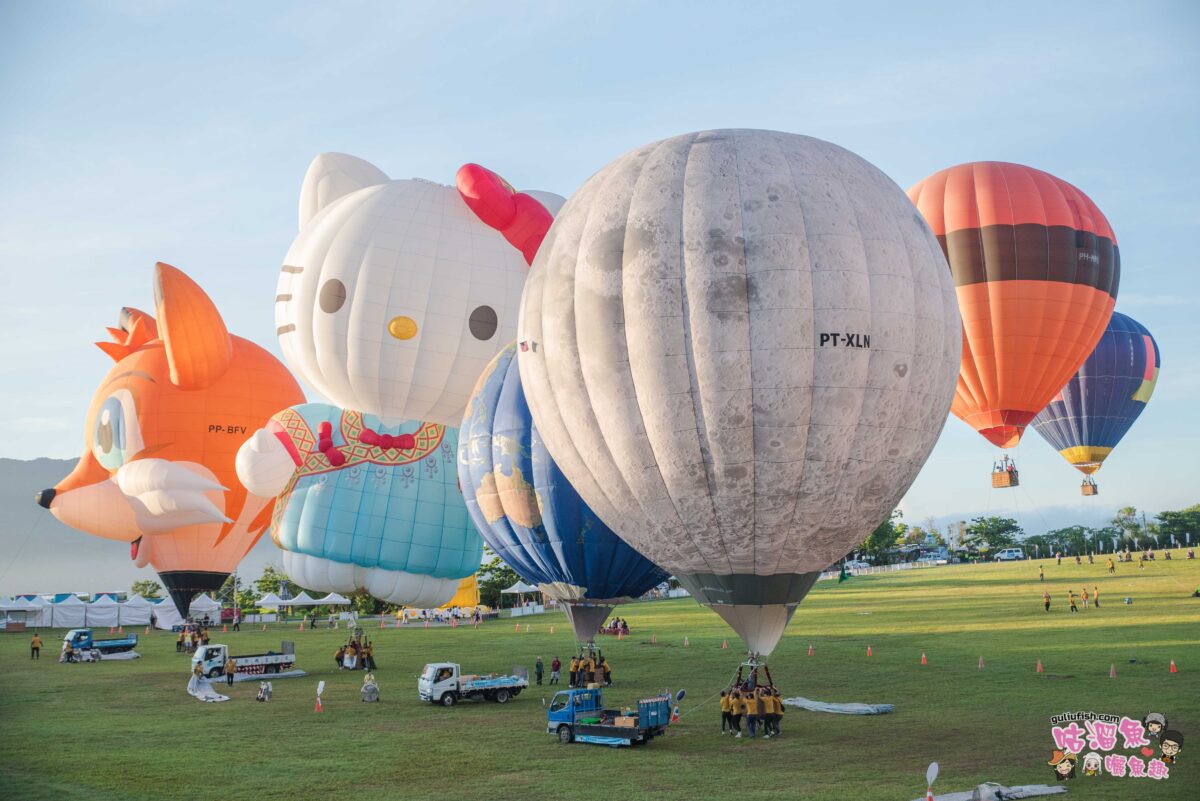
[299,153,389,229]
[153,262,232,389]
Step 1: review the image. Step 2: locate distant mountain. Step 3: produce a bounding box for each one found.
[0,458,282,597]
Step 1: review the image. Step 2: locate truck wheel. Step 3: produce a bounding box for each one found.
[495,689,510,704]
[440,693,457,707]
[557,725,573,744]
[208,668,221,679]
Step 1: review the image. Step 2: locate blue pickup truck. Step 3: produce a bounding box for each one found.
[547,687,672,747]
[62,628,138,657]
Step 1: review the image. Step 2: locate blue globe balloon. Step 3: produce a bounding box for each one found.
[458,343,668,640]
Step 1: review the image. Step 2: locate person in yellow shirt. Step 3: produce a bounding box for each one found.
[729,691,744,738]
[1081,588,1089,609]
[225,656,237,687]
[1068,590,1078,613]
[772,688,785,735]
[586,657,596,685]
[1093,586,1100,609]
[30,633,42,660]
[602,658,612,686]
[568,657,578,687]
[176,630,185,653]
[719,690,732,735]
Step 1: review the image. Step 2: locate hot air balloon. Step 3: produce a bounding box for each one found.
[907,162,1120,474]
[1031,312,1160,494]
[236,154,563,606]
[38,263,304,615]
[458,343,669,642]
[517,129,961,656]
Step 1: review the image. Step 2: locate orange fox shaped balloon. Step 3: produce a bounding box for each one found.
[37,263,304,615]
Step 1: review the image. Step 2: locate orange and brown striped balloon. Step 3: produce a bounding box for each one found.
[908,162,1119,448]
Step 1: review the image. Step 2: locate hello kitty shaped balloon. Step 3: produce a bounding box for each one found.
[276,153,563,425]
[237,153,563,606]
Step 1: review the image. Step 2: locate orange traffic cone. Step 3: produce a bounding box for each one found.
[144,626,150,634]
[1170,660,1178,673]
[867,645,872,657]
[380,617,385,629]
[1109,663,1117,679]
[920,653,927,666]
[978,656,985,670]
[807,643,813,656]
[672,706,680,723]
[926,788,934,801]
[314,698,323,713]
[1036,659,1044,673]
[514,622,520,633]
[118,626,124,634]
[722,640,728,650]
[684,636,689,647]
[223,624,228,633]
[550,625,555,635]
[108,627,114,634]
[617,630,623,641]
[298,622,303,631]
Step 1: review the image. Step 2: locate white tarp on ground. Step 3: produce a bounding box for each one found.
[86,595,120,628]
[912,784,1067,801]
[783,696,895,715]
[187,674,228,702]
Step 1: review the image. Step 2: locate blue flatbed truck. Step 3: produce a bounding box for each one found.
[547,687,672,747]
[63,628,138,655]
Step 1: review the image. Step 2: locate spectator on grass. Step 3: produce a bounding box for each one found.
[535,656,544,685]
[1081,588,1089,609]
[335,645,345,669]
[1068,590,1078,613]
[30,633,42,660]
[1043,591,1051,612]
[550,657,561,684]
[1093,586,1100,608]
[1039,565,1044,581]
[1106,557,1115,574]
[225,656,237,686]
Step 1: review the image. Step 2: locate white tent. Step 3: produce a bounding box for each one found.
[501,581,539,594]
[119,595,154,626]
[316,592,352,605]
[151,595,222,630]
[256,592,284,609]
[50,594,87,629]
[16,596,52,628]
[283,591,318,606]
[86,595,120,628]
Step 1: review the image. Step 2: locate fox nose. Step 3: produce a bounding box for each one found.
[35,488,56,509]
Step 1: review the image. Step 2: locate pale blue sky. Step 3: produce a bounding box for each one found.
[2,0,1197,536]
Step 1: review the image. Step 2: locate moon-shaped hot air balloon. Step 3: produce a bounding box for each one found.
[1030,311,1160,489]
[458,343,669,642]
[907,162,1120,449]
[517,129,961,656]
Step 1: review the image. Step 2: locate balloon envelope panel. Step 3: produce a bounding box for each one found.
[459,344,668,602]
[908,162,1120,448]
[1031,312,1160,474]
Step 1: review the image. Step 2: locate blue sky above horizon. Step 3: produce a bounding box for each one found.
[1,1,1197,538]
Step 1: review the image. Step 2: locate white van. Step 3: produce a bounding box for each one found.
[994,548,1025,562]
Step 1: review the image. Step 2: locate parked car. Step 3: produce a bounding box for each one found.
[993,548,1025,562]
[916,554,948,565]
[843,560,872,570]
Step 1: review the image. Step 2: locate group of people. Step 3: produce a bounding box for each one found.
[335,637,376,670]
[1042,586,1101,613]
[533,651,612,686]
[720,686,785,738]
[175,624,210,653]
[599,617,630,635]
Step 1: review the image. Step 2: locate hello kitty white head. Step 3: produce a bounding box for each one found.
[275,152,563,426]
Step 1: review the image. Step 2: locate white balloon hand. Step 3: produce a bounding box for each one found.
[236,428,297,498]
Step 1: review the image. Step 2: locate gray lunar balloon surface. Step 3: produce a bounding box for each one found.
[517,129,961,655]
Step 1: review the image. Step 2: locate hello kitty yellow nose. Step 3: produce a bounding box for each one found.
[388,316,418,340]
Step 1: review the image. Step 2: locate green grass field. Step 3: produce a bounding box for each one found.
[2,558,1197,801]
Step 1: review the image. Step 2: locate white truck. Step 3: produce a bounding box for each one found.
[192,641,296,679]
[418,662,528,706]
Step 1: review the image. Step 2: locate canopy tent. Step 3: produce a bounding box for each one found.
[151,595,221,630]
[315,592,352,605]
[86,595,120,628]
[255,592,284,609]
[501,581,539,594]
[118,595,154,626]
[282,591,319,606]
[49,594,86,628]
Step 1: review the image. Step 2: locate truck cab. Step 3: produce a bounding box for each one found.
[419,662,461,704]
[194,644,230,678]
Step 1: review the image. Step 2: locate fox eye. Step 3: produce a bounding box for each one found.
[469,305,497,340]
[93,391,143,470]
[319,279,347,313]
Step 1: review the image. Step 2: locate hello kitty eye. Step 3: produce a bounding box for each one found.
[320,279,347,313]
[469,305,497,340]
